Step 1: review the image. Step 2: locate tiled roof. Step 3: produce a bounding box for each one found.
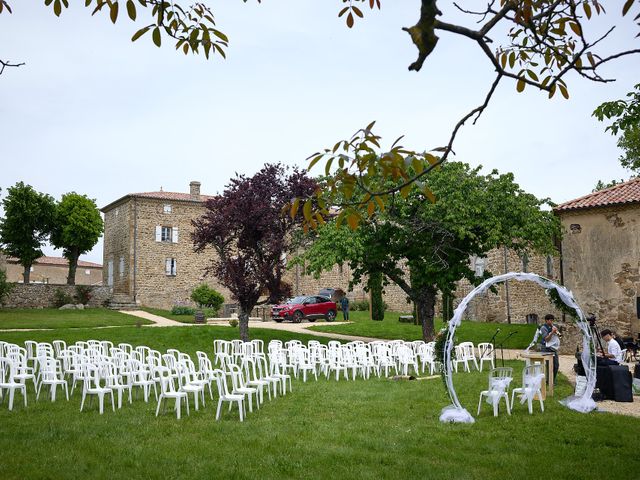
[7,256,102,268]
[554,177,640,212]
[131,191,214,202]
[101,191,214,212]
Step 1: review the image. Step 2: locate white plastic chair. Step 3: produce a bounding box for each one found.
[227,364,258,412]
[454,342,479,372]
[212,369,244,421]
[510,364,545,414]
[477,367,513,417]
[36,357,69,402]
[177,359,207,411]
[0,357,28,410]
[155,366,189,419]
[80,363,115,415]
[477,343,495,372]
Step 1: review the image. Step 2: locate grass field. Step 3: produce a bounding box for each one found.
[310,311,537,349]
[0,325,639,479]
[0,308,153,329]
[141,306,196,323]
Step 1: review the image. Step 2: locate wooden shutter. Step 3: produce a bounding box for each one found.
[155,226,162,242]
[172,227,179,244]
[165,258,172,275]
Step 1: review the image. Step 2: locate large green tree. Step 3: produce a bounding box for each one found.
[297,161,560,341]
[593,83,640,174]
[50,193,104,285]
[0,182,56,283]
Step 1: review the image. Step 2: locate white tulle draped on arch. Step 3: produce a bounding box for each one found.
[439,272,597,424]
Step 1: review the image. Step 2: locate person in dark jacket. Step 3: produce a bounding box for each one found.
[340,296,350,321]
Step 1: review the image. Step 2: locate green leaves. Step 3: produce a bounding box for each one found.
[152,26,161,47]
[126,0,136,21]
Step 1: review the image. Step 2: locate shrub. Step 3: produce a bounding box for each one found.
[53,288,74,308]
[74,285,93,305]
[171,305,196,315]
[0,269,13,306]
[190,284,224,314]
[352,299,369,312]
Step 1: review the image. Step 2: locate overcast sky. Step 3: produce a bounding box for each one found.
[1,1,639,264]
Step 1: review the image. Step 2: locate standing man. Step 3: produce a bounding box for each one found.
[340,295,350,321]
[539,314,560,385]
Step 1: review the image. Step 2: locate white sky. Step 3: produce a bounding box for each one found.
[1,1,639,264]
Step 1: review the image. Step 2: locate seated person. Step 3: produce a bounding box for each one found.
[598,329,624,365]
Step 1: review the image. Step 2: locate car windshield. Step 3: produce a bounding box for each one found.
[287,296,307,304]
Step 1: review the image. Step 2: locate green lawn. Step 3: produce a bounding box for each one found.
[141,306,197,324]
[141,306,222,324]
[311,311,537,349]
[0,308,153,329]
[0,325,638,479]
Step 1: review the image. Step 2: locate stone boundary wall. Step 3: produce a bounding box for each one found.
[2,284,111,309]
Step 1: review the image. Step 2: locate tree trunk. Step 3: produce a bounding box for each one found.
[66,248,80,286]
[415,285,437,341]
[369,271,385,321]
[22,264,31,284]
[238,306,251,342]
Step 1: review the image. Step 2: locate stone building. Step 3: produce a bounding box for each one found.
[101,181,235,309]
[101,181,563,321]
[555,178,640,340]
[3,255,102,285]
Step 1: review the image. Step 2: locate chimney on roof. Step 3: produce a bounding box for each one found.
[190,181,201,199]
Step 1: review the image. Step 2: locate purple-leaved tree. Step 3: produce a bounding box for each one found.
[192,164,317,341]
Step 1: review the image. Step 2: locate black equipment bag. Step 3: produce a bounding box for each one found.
[596,366,614,399]
[635,363,640,380]
[610,365,633,402]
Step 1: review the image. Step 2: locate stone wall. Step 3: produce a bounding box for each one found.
[2,284,111,308]
[102,195,235,310]
[135,198,233,309]
[448,249,563,324]
[559,204,640,339]
[4,259,102,286]
[102,198,133,295]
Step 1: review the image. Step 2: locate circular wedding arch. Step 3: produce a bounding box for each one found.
[439,272,598,424]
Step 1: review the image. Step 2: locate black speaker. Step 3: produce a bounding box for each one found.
[637,296,640,319]
[610,365,633,402]
[635,363,640,380]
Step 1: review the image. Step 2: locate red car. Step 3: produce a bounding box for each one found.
[272,295,337,323]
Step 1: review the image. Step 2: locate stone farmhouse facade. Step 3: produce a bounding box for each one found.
[554,178,640,342]
[2,255,102,285]
[100,181,561,325]
[101,182,234,309]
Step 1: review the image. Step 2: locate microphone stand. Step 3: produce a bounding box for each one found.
[496,331,518,367]
[488,329,501,365]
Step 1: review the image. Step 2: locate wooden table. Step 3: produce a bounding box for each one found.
[518,351,555,399]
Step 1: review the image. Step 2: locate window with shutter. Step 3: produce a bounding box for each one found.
[161,226,172,242]
[164,204,172,214]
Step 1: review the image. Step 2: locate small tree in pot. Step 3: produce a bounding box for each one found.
[190,284,224,323]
